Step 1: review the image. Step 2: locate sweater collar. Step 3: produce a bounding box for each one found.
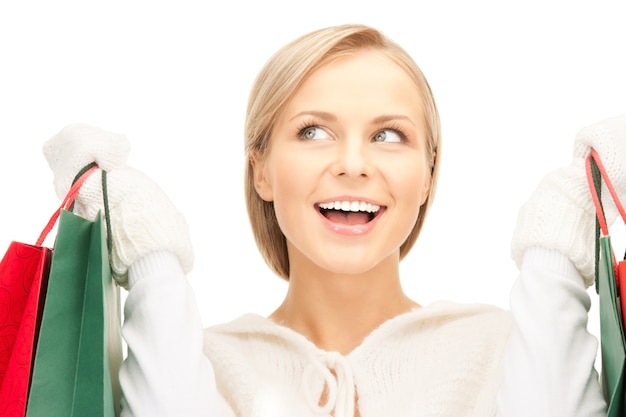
[207,300,497,357]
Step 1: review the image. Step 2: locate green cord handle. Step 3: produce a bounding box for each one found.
[69,162,113,256]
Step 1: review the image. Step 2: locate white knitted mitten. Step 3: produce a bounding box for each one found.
[43,124,194,288]
[511,114,626,287]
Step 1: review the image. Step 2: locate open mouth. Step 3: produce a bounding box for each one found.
[317,201,384,225]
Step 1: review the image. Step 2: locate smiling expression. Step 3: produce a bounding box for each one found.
[252,49,432,277]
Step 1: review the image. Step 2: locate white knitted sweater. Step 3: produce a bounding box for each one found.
[204,302,511,416]
[119,247,607,417]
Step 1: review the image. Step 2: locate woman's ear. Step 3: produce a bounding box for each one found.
[250,153,274,202]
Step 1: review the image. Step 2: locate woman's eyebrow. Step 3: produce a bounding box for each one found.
[289,111,337,122]
[371,114,417,127]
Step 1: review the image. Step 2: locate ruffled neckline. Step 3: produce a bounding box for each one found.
[207,300,505,358]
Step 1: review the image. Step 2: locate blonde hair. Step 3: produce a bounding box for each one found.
[245,24,441,280]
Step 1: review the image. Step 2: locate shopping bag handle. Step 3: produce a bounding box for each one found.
[586,148,626,291]
[36,162,112,252]
[586,149,626,236]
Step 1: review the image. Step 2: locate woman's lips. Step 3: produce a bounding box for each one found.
[316,200,386,235]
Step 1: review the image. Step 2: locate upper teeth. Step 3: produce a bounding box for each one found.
[318,201,381,213]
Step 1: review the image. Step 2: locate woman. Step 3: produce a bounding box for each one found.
[43,24,622,416]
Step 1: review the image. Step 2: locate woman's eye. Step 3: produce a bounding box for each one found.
[300,126,328,140]
[373,129,403,143]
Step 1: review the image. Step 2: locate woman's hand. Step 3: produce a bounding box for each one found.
[511,114,626,286]
[43,124,194,288]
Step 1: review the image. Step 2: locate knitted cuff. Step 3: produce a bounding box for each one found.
[111,198,194,287]
[127,251,184,289]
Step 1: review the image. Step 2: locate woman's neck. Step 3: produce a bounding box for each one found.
[269,255,419,355]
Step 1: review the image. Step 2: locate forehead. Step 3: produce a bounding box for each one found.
[283,50,424,121]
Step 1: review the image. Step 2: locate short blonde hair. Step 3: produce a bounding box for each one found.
[245,24,441,280]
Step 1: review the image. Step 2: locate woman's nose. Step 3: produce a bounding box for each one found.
[330,137,374,179]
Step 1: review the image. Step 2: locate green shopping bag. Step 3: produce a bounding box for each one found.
[587,150,626,417]
[597,236,626,417]
[26,165,123,417]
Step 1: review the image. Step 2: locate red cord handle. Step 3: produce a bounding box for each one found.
[585,148,626,236]
[36,164,99,246]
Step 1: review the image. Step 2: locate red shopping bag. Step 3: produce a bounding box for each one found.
[0,243,51,416]
[0,163,98,416]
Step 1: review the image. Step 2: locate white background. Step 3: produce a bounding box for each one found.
[1,1,626,357]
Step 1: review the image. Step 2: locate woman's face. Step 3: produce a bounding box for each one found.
[253,50,431,277]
